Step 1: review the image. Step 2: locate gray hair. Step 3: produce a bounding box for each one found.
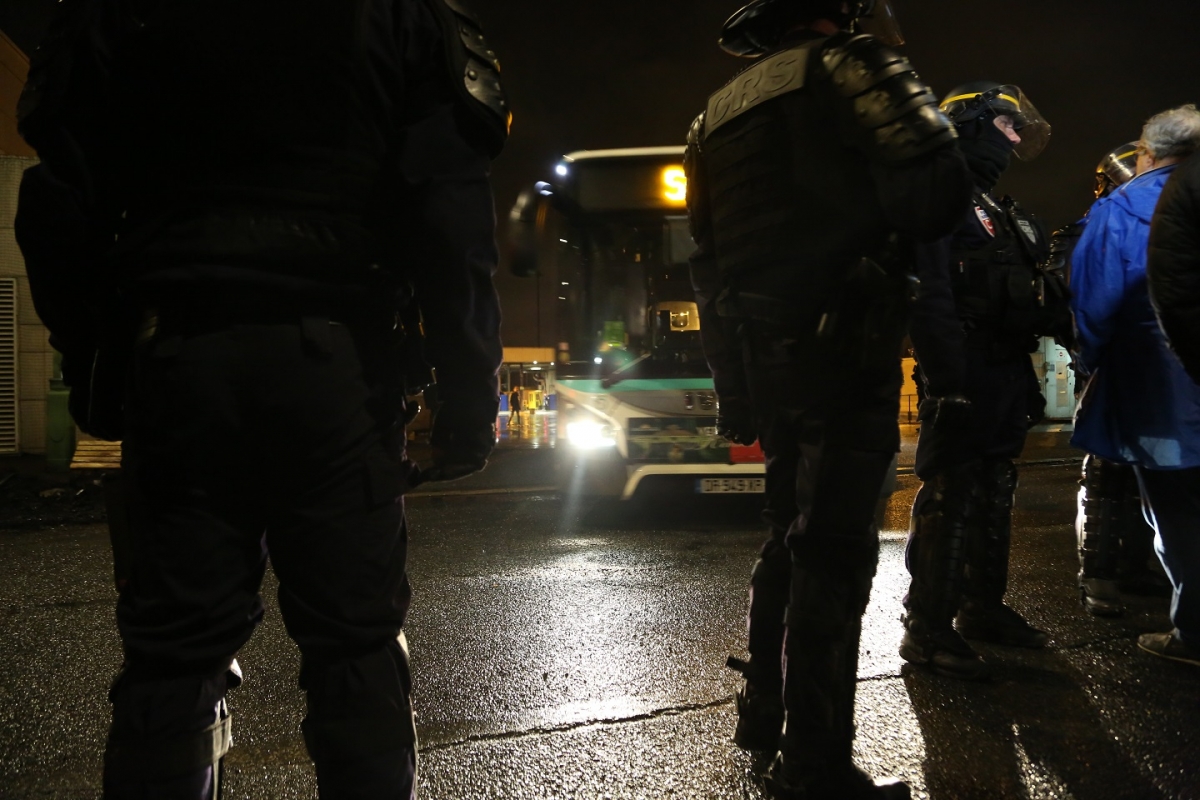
[1141,104,1200,160]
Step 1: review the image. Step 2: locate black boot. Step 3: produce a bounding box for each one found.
[900,613,990,681]
[765,754,911,799]
[958,460,1049,648]
[901,467,989,679]
[773,531,909,800]
[730,535,791,751]
[1076,456,1127,616]
[728,656,785,752]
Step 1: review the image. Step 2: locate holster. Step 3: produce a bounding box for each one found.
[64,304,138,443]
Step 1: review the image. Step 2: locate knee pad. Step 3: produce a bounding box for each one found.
[104,664,238,799]
[1083,455,1127,499]
[301,633,417,766]
[751,537,791,588]
[786,536,879,639]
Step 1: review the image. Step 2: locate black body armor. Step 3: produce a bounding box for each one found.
[949,190,1066,350]
[686,33,953,317]
[21,0,506,290]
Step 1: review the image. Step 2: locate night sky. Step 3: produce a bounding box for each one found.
[5,0,1200,345]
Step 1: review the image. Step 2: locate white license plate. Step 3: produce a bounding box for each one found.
[697,477,765,494]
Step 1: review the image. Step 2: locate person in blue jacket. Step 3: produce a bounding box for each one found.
[1071,103,1200,667]
[1059,143,1169,618]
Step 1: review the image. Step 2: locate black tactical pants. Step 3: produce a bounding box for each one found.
[906,351,1033,618]
[742,322,901,775]
[1136,466,1200,645]
[105,314,417,799]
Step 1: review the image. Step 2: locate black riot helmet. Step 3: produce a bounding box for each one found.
[1093,141,1139,198]
[940,81,1051,161]
[719,0,903,57]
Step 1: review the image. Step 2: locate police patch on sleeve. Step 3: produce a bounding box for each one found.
[1015,218,1039,245]
[975,205,996,237]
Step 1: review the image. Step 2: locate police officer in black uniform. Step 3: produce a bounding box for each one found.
[1058,143,1170,616]
[685,2,971,796]
[901,82,1061,681]
[1048,143,1138,287]
[15,1,507,797]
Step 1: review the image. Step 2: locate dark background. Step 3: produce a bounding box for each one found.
[4,0,1200,345]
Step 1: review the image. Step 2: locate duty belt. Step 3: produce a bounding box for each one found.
[137,293,376,343]
[716,291,826,335]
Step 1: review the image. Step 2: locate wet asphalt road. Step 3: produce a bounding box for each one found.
[2,437,1199,799]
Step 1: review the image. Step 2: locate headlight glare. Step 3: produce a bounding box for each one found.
[566,420,616,449]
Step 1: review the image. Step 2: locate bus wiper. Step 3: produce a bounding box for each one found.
[600,352,652,388]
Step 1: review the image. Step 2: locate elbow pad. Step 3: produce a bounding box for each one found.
[822,33,956,164]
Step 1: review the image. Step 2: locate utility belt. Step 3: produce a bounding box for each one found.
[717,290,825,333]
[718,253,917,364]
[138,291,387,342]
[137,293,427,428]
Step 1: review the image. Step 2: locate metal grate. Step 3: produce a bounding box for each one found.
[0,277,16,453]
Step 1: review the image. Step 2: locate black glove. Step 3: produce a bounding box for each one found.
[716,395,757,446]
[919,394,972,434]
[424,402,496,482]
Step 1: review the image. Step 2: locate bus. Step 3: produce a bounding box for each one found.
[507,147,765,500]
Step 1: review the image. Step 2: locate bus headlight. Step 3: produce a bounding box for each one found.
[566,420,616,449]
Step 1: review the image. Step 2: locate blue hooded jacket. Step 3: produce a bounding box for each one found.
[1070,164,1200,467]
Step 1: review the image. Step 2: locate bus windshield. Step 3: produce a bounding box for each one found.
[558,211,703,380]
[515,149,705,381]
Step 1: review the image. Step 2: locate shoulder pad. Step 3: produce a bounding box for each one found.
[687,112,706,153]
[684,112,710,244]
[822,34,911,97]
[821,33,955,163]
[427,0,509,158]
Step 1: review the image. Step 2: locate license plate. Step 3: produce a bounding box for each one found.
[697,477,765,494]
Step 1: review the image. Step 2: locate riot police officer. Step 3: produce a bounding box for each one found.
[901,82,1061,681]
[685,2,970,796]
[1048,143,1138,287]
[1053,143,1169,616]
[15,0,507,797]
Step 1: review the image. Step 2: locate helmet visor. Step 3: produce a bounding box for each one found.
[992,85,1050,160]
[856,0,904,46]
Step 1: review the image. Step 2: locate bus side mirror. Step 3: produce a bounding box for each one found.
[507,187,539,277]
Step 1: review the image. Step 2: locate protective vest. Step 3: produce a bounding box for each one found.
[950,190,1067,345]
[691,32,953,309]
[82,0,506,285]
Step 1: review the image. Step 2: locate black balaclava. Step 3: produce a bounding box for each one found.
[956,114,1015,191]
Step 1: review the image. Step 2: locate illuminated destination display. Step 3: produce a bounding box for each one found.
[661,167,687,204]
[566,156,688,211]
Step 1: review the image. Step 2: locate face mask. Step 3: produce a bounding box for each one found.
[957,117,1015,191]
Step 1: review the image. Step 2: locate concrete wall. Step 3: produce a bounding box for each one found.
[0,34,53,455]
[0,154,50,454]
[0,30,34,158]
